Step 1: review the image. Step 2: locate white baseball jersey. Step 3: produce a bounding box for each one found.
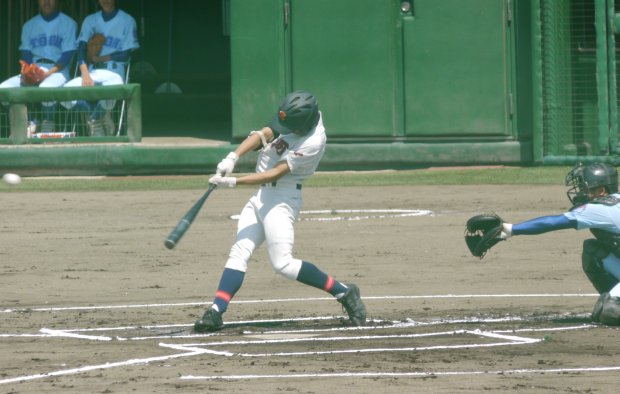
[223,114,327,280]
[256,113,327,185]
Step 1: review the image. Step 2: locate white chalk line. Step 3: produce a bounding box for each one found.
[39,328,112,342]
[0,295,603,386]
[0,315,593,342]
[180,365,620,381]
[0,322,598,386]
[230,208,434,222]
[183,328,536,348]
[0,318,601,386]
[0,345,211,385]
[0,325,548,385]
[0,293,598,314]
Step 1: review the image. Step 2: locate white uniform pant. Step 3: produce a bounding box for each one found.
[60,69,124,111]
[0,67,66,107]
[225,186,303,280]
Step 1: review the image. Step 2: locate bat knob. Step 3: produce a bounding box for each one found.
[164,239,176,249]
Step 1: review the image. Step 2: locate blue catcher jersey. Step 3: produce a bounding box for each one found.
[78,10,139,56]
[564,194,620,235]
[19,12,77,63]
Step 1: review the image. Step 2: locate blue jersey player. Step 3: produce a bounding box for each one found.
[61,0,139,136]
[497,162,620,325]
[0,0,77,133]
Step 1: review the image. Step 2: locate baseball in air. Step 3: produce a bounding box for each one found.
[2,173,22,185]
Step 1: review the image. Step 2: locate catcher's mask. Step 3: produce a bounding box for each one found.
[566,162,619,206]
[269,90,320,136]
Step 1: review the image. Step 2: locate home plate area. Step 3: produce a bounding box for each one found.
[3,293,619,386]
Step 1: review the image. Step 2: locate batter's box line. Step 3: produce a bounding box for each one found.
[0,324,595,386]
[156,328,543,360]
[0,293,599,314]
[0,329,538,386]
[164,328,543,358]
[180,365,620,381]
[0,314,595,342]
[34,312,592,339]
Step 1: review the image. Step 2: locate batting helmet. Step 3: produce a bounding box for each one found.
[566,162,618,206]
[269,90,320,136]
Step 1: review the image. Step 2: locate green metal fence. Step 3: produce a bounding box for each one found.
[540,0,618,161]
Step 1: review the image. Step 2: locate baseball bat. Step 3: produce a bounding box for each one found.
[164,184,217,249]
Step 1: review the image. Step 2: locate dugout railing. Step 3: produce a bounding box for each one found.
[0,83,142,144]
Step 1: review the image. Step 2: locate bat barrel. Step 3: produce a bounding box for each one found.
[164,219,191,249]
[163,184,216,250]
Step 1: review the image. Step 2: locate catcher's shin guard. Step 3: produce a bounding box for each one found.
[582,239,618,293]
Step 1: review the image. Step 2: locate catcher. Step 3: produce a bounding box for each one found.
[465,162,620,326]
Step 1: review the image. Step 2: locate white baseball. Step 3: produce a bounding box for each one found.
[2,173,22,185]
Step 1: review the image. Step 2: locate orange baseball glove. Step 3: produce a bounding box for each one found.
[19,60,46,86]
[87,33,106,64]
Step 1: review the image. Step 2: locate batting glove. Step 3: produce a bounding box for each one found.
[217,152,238,176]
[498,223,513,240]
[209,174,237,188]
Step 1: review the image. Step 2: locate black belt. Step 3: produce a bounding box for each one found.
[93,61,119,70]
[36,58,55,64]
[261,182,302,190]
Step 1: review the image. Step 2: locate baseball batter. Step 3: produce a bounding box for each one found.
[0,0,77,133]
[61,0,139,136]
[194,91,367,332]
[496,162,620,324]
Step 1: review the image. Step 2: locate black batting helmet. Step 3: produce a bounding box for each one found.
[566,162,618,206]
[269,90,320,136]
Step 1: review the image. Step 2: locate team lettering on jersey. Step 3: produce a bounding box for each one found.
[105,36,123,51]
[30,34,63,50]
[273,137,289,156]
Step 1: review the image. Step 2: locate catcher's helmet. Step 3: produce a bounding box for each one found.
[566,162,618,206]
[269,90,320,136]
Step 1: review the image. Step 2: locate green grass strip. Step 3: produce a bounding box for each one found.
[0,166,572,193]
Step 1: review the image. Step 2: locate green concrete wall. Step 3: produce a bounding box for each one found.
[0,140,528,177]
[230,0,524,146]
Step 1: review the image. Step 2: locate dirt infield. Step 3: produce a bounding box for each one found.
[1,184,619,393]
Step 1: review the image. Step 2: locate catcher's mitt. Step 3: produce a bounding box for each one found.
[87,33,106,64]
[19,60,46,86]
[464,214,504,258]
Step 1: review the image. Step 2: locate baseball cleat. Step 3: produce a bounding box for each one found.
[194,308,224,332]
[337,283,367,326]
[592,292,620,325]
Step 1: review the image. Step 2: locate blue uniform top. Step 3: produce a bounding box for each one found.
[77,9,139,58]
[19,11,77,76]
[512,194,620,235]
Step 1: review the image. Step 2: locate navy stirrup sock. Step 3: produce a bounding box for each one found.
[296,261,348,297]
[212,268,245,314]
